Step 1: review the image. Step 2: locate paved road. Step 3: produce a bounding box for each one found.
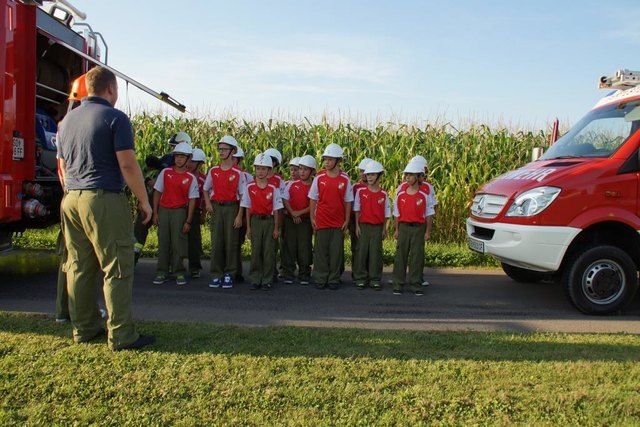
[1,257,639,333]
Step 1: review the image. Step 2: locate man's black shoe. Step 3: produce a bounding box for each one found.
[115,335,156,351]
[76,328,106,343]
[328,282,339,290]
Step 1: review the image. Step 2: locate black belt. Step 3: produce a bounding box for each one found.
[67,189,122,194]
[213,200,239,206]
[253,215,272,220]
[402,222,424,227]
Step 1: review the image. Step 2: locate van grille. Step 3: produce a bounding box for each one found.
[471,194,508,218]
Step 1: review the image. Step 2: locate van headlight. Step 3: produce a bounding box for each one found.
[505,186,561,217]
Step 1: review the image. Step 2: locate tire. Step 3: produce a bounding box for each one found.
[563,245,638,315]
[501,263,544,283]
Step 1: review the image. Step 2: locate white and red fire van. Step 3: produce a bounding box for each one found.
[467,69,640,315]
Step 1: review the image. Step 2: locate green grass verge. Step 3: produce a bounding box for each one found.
[1,312,639,425]
[12,226,499,268]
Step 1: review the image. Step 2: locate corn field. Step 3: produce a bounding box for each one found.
[132,114,549,244]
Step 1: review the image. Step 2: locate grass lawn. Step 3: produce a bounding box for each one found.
[1,312,639,425]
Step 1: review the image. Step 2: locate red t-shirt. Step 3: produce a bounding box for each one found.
[308,170,353,229]
[154,168,199,209]
[352,181,366,196]
[354,187,390,225]
[203,165,244,202]
[394,190,429,224]
[241,182,283,215]
[286,179,311,217]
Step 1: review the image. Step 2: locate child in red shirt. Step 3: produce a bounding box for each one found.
[309,143,353,289]
[203,135,247,289]
[186,148,207,278]
[392,160,437,296]
[353,160,390,290]
[152,142,200,286]
[240,153,283,290]
[282,154,316,285]
[349,157,372,279]
[232,146,253,283]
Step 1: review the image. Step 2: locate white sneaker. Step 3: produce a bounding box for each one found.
[421,280,431,287]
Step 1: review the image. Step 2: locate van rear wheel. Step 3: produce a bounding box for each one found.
[563,245,638,314]
[501,263,544,283]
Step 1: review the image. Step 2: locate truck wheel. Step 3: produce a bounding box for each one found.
[501,263,544,283]
[563,245,638,314]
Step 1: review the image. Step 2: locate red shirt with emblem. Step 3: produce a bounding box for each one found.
[397,181,430,194]
[240,181,283,215]
[203,165,245,202]
[393,189,431,223]
[285,179,312,217]
[308,170,354,229]
[354,187,391,224]
[352,181,366,196]
[154,168,199,208]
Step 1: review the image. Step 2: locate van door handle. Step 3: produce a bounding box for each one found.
[604,190,621,198]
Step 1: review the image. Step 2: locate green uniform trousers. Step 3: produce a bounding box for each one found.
[157,206,188,276]
[210,201,240,280]
[281,215,313,281]
[55,229,69,320]
[354,223,384,286]
[280,214,294,277]
[249,215,276,285]
[187,207,203,273]
[312,227,344,285]
[61,189,138,350]
[392,222,426,292]
[133,189,154,257]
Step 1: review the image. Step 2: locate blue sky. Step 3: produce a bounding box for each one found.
[67,0,640,129]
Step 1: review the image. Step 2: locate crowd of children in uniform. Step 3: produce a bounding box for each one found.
[145,132,437,296]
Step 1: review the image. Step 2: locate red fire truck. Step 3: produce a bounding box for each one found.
[0,0,184,252]
[467,69,640,315]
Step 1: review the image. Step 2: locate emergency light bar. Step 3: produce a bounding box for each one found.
[599,69,640,90]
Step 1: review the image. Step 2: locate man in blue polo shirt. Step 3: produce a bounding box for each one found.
[57,66,155,351]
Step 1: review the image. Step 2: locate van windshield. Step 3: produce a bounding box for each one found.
[540,100,640,160]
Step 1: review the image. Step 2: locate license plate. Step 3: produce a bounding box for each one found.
[467,236,485,253]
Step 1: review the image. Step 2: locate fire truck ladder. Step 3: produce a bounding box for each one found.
[51,36,186,113]
[599,69,640,90]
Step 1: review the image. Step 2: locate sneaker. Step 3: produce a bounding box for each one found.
[209,278,221,288]
[250,283,260,290]
[191,270,201,279]
[99,309,107,319]
[356,282,365,290]
[315,283,326,290]
[371,283,381,291]
[176,274,187,286]
[55,317,69,323]
[222,273,234,289]
[300,280,310,285]
[422,280,431,287]
[328,282,339,290]
[284,277,294,284]
[393,289,403,296]
[414,289,424,296]
[261,283,271,291]
[152,274,167,285]
[114,335,156,351]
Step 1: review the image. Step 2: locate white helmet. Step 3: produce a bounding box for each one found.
[218,135,239,148]
[169,131,191,145]
[298,155,317,170]
[410,155,428,169]
[322,143,343,158]
[173,142,193,155]
[403,161,424,174]
[253,152,273,168]
[233,146,245,158]
[358,158,373,170]
[191,148,206,162]
[289,156,301,167]
[364,160,384,174]
[264,148,283,165]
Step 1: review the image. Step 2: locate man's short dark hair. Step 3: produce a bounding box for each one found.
[85,67,116,96]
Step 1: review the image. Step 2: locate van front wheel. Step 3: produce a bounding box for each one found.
[564,246,638,314]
